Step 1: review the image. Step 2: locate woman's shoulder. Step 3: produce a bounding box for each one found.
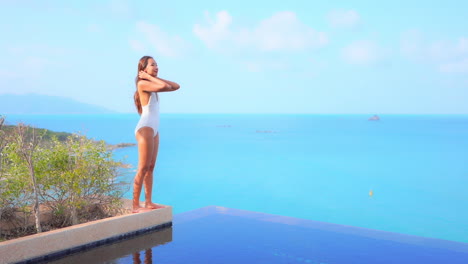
[136,79,151,90]
[136,78,151,85]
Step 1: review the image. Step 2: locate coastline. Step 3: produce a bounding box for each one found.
[1,124,136,150]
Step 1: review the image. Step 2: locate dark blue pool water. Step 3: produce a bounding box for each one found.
[47,206,468,264]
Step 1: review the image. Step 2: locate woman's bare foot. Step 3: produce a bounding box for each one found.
[132,207,153,214]
[145,202,164,209]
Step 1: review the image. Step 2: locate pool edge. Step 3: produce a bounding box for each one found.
[0,204,172,264]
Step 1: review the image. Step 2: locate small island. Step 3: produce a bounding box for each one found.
[256,130,275,133]
[107,142,137,150]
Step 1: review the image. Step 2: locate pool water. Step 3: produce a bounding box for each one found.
[47,206,468,264]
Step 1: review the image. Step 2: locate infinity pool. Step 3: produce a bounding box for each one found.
[45,206,468,264]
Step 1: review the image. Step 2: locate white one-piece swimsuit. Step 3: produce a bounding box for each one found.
[135,92,160,137]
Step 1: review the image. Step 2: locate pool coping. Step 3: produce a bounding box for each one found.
[0,202,172,264]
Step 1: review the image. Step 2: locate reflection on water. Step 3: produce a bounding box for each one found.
[133,248,152,264]
[47,227,172,264]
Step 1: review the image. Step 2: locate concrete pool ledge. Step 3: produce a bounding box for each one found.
[0,202,172,264]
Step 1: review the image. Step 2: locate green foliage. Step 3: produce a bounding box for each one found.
[1,125,70,142]
[0,134,32,212]
[0,117,128,239]
[35,134,125,226]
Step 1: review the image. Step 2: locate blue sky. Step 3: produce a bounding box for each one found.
[1,0,467,114]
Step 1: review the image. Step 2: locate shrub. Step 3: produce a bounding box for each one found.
[0,117,128,240]
[36,134,125,227]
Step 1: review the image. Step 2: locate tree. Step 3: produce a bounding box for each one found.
[14,124,43,233]
[0,116,6,233]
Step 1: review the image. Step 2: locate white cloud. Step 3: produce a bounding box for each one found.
[109,0,132,18]
[243,60,288,72]
[2,56,51,79]
[245,61,261,72]
[0,69,17,78]
[129,39,146,53]
[327,9,360,28]
[401,30,468,73]
[5,44,68,57]
[253,11,328,51]
[193,11,328,52]
[24,56,48,68]
[400,29,423,58]
[439,58,468,73]
[134,21,189,57]
[193,11,233,49]
[342,40,382,65]
[87,23,102,33]
[458,37,468,53]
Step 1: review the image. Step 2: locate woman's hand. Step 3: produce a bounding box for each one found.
[138,71,152,80]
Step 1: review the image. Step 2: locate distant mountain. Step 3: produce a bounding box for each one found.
[0,94,116,114]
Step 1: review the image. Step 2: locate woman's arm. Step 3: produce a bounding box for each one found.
[157,77,180,91]
[138,71,179,92]
[137,79,171,93]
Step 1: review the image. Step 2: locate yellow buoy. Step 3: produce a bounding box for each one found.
[369,190,374,197]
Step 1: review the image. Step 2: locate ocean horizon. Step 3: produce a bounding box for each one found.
[3,113,468,244]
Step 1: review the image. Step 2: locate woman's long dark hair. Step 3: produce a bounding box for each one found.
[134,56,153,115]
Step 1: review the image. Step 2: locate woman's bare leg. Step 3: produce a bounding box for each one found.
[145,133,162,209]
[133,127,154,213]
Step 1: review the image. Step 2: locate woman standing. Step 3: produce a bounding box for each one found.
[133,56,180,213]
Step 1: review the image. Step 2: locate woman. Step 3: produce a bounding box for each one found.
[133,56,180,213]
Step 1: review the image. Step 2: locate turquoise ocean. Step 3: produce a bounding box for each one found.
[4,114,468,243]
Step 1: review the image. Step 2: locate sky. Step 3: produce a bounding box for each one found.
[0,0,467,114]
